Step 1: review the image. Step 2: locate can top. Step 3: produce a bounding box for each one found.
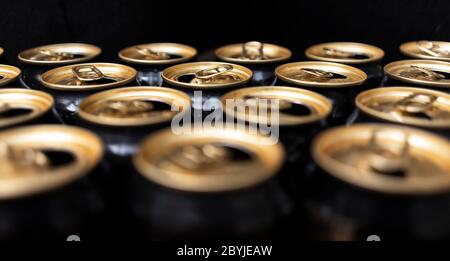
[0,47,3,58]
[400,41,450,62]
[0,125,103,199]
[162,62,252,89]
[275,61,367,88]
[357,87,450,129]
[134,127,284,192]
[313,124,450,195]
[215,41,292,65]
[221,86,331,126]
[384,59,450,88]
[118,43,197,65]
[0,65,21,87]
[40,63,137,91]
[18,43,102,65]
[0,89,53,129]
[305,42,384,64]
[79,86,191,126]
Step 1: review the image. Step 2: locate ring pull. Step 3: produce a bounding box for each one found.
[38,49,74,61]
[242,41,265,60]
[0,140,49,175]
[408,65,446,81]
[93,100,154,117]
[416,41,450,57]
[394,93,437,114]
[136,46,171,60]
[366,130,410,175]
[195,64,233,79]
[71,65,122,83]
[296,68,334,81]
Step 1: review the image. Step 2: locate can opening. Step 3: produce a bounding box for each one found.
[40,150,76,168]
[0,108,33,118]
[399,65,450,81]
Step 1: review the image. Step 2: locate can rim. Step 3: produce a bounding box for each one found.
[118,42,197,65]
[0,65,22,87]
[134,127,285,192]
[78,86,191,126]
[312,123,450,195]
[162,62,253,89]
[275,61,367,88]
[356,86,450,129]
[18,43,102,65]
[0,124,103,199]
[40,62,137,91]
[215,42,292,65]
[220,86,332,126]
[305,42,384,64]
[400,40,450,62]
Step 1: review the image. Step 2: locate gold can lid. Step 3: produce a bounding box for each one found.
[0,65,21,87]
[0,89,53,129]
[79,86,191,126]
[0,124,103,199]
[400,41,450,61]
[40,63,137,91]
[305,42,385,64]
[384,59,450,88]
[118,43,197,65]
[221,86,331,126]
[357,87,450,129]
[18,43,102,65]
[134,127,284,192]
[275,61,367,88]
[215,41,292,64]
[0,47,3,58]
[162,62,252,89]
[312,124,450,195]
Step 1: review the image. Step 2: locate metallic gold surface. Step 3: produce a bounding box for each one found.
[162,62,252,89]
[305,42,384,64]
[312,124,450,195]
[18,43,101,65]
[215,41,292,64]
[79,86,191,126]
[356,87,450,129]
[384,60,450,88]
[0,125,103,199]
[275,61,367,88]
[400,41,450,61]
[134,127,284,192]
[119,43,197,65]
[221,86,331,126]
[40,63,137,91]
[0,89,53,128]
[0,65,21,86]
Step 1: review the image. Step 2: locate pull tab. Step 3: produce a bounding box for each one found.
[93,100,154,117]
[0,102,10,114]
[395,93,437,114]
[242,41,265,60]
[404,65,446,81]
[366,130,409,175]
[295,68,334,81]
[0,140,49,175]
[38,49,74,61]
[416,41,450,57]
[72,65,104,82]
[166,144,230,171]
[191,64,240,84]
[323,47,356,59]
[136,47,170,60]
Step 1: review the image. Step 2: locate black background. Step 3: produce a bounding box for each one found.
[1,0,449,66]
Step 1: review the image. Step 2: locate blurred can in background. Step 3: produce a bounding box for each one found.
[119,42,197,86]
[215,41,292,86]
